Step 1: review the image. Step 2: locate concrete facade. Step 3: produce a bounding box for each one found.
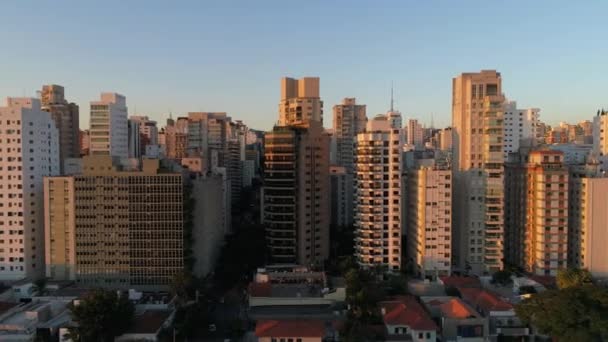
[0,98,60,280]
[279,77,323,126]
[89,93,128,158]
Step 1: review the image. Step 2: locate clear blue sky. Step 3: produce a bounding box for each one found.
[1,1,606,131]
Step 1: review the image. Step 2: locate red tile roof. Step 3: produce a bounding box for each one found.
[248,282,272,297]
[380,296,438,331]
[528,275,556,288]
[440,276,481,288]
[439,298,477,319]
[255,320,326,338]
[458,288,513,313]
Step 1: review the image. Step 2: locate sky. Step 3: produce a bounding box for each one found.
[1,1,607,131]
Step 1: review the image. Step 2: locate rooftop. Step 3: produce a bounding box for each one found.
[380,296,437,331]
[438,298,479,319]
[439,276,481,289]
[458,288,513,313]
[249,283,323,298]
[126,310,172,334]
[255,319,326,338]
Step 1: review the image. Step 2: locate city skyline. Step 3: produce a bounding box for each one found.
[2,1,608,130]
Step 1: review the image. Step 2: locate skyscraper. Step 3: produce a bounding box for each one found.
[354,115,404,272]
[263,77,330,266]
[129,115,159,153]
[406,164,452,279]
[263,121,330,265]
[502,101,541,160]
[452,70,505,274]
[406,118,424,148]
[89,93,128,158]
[40,85,79,172]
[0,97,59,280]
[333,98,367,173]
[278,77,323,126]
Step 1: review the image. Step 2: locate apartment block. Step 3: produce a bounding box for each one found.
[0,97,59,280]
[406,165,452,279]
[40,85,80,172]
[452,70,505,274]
[503,101,541,160]
[44,156,184,290]
[89,93,128,158]
[407,119,424,148]
[354,115,404,271]
[262,122,330,265]
[524,151,569,275]
[279,77,323,126]
[165,117,188,159]
[329,166,353,228]
[333,98,367,173]
[593,110,608,172]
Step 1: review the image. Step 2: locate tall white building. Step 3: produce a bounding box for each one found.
[354,115,404,272]
[452,70,505,274]
[407,119,424,148]
[89,93,128,158]
[406,165,452,279]
[0,97,59,280]
[502,101,541,160]
[333,98,367,173]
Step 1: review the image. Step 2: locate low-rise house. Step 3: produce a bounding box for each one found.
[459,288,530,340]
[439,276,481,289]
[379,296,438,342]
[255,319,339,342]
[421,296,488,342]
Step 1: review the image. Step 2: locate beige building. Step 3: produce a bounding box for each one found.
[44,177,76,280]
[41,85,80,172]
[333,98,367,173]
[44,156,184,290]
[354,115,404,272]
[593,110,608,172]
[406,165,452,279]
[262,121,330,265]
[452,70,505,274]
[570,176,608,278]
[279,77,323,126]
[165,117,188,159]
[523,151,569,276]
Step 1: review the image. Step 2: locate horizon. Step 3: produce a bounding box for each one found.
[1,1,607,130]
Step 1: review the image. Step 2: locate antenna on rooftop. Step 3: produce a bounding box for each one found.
[390,81,394,112]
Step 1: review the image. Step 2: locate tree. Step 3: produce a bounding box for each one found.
[67,289,135,342]
[345,268,385,322]
[32,277,48,296]
[491,269,512,286]
[515,286,608,340]
[170,271,195,305]
[386,273,408,296]
[557,268,593,289]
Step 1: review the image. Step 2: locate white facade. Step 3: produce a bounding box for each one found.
[89,93,128,158]
[503,101,540,160]
[387,110,402,129]
[407,166,452,279]
[0,98,59,280]
[354,116,404,272]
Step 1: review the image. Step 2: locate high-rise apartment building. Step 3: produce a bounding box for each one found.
[503,101,541,160]
[279,77,323,126]
[329,166,354,228]
[44,156,184,290]
[165,117,188,159]
[40,85,79,172]
[354,115,404,271]
[407,119,424,148]
[0,97,59,280]
[406,164,452,279]
[89,93,128,158]
[262,122,330,265]
[452,70,505,274]
[333,98,367,173]
[127,118,141,158]
[129,115,159,152]
[524,151,569,275]
[592,110,608,172]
